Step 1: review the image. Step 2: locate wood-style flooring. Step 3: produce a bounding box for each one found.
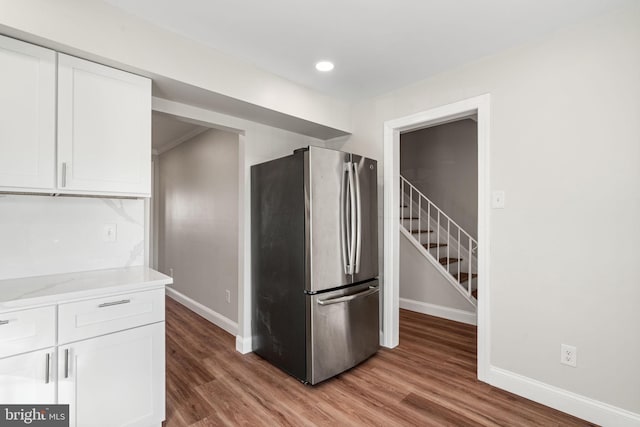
[164,298,593,426]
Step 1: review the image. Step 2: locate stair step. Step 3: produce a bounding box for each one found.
[439,257,461,265]
[411,229,433,234]
[401,216,419,220]
[452,272,478,283]
[423,243,447,249]
[472,289,478,299]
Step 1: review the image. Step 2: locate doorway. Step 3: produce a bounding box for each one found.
[399,117,478,323]
[149,109,244,338]
[382,94,490,381]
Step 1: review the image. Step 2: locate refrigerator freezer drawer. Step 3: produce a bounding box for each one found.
[307,280,379,384]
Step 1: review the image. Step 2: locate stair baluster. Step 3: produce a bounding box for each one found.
[399,174,478,305]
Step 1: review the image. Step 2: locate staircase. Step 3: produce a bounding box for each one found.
[400,175,478,306]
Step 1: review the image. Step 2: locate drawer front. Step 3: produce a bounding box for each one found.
[0,306,56,358]
[58,289,165,344]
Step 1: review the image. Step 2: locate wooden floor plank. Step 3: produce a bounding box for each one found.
[164,297,594,427]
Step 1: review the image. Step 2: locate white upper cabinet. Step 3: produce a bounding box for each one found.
[0,35,56,191]
[57,54,152,197]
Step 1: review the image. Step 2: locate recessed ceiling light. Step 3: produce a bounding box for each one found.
[315,61,334,72]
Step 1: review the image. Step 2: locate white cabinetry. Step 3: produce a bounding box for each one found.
[0,305,56,359]
[0,284,166,427]
[0,35,56,191]
[0,35,152,197]
[0,348,55,404]
[57,54,151,197]
[58,323,165,427]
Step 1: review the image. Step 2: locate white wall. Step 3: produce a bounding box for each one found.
[0,0,350,136]
[401,119,478,238]
[336,3,640,419]
[0,195,144,280]
[157,128,239,322]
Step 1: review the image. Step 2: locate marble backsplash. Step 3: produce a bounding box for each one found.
[0,194,145,280]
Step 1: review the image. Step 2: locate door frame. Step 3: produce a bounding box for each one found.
[382,94,491,381]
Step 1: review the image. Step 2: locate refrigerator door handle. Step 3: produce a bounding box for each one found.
[347,161,357,275]
[353,162,362,274]
[317,285,379,305]
[341,163,350,274]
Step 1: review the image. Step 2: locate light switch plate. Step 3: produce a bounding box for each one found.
[492,191,506,209]
[103,223,117,242]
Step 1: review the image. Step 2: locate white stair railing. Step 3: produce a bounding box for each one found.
[400,175,478,301]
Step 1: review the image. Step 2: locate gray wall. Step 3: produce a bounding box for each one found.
[157,128,239,322]
[400,119,477,239]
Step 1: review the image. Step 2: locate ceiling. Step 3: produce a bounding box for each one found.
[104,0,632,101]
[152,112,206,153]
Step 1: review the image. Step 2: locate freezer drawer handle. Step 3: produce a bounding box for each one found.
[98,299,131,308]
[0,320,9,326]
[317,286,378,306]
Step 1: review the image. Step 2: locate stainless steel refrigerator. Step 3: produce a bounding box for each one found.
[251,146,379,385]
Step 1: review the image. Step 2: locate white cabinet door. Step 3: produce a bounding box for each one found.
[0,348,56,403]
[58,323,165,427]
[0,35,55,191]
[57,54,151,197]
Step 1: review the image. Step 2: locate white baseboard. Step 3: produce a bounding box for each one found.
[399,297,477,325]
[487,366,640,427]
[165,286,238,336]
[235,335,252,354]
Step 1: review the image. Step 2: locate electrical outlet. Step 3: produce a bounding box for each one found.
[102,223,117,242]
[561,344,577,367]
[225,290,231,303]
[169,268,174,277]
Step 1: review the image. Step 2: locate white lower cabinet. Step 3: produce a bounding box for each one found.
[0,286,166,427]
[0,348,56,404]
[58,322,165,427]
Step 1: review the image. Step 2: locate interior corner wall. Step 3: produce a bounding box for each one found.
[157,128,239,323]
[401,119,478,239]
[338,3,640,418]
[150,98,330,352]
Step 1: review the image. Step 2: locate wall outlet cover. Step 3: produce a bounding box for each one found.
[102,223,117,242]
[561,344,577,367]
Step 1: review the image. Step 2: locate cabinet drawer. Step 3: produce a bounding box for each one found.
[58,289,164,344]
[0,306,56,358]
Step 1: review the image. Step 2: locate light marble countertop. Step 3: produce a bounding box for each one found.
[0,266,173,311]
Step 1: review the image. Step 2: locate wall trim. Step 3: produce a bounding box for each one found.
[235,335,252,354]
[487,366,640,427]
[399,298,477,325]
[165,286,238,336]
[383,94,491,384]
